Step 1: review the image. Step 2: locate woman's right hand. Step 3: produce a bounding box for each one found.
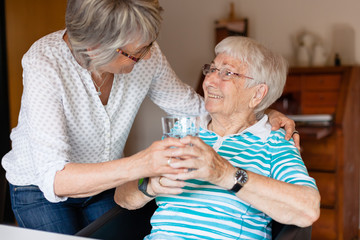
[134,137,188,178]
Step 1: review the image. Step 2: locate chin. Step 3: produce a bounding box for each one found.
[205,103,219,114]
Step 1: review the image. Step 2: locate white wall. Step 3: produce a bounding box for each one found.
[124,0,360,156]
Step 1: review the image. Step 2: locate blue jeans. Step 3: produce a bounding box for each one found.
[9,183,116,235]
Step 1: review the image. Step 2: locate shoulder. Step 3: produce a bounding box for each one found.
[22,30,68,67]
[147,41,170,68]
[264,128,299,156]
[268,128,294,145]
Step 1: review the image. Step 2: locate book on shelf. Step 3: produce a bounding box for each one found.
[286,114,334,139]
[286,114,333,127]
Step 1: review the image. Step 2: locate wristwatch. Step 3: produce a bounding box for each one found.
[230,168,248,193]
[138,178,155,198]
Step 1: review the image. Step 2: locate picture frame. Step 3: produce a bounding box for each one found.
[215,18,248,44]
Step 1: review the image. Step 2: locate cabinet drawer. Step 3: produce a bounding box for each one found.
[302,74,342,90]
[309,172,336,207]
[302,154,335,171]
[283,75,301,92]
[301,91,338,114]
[312,208,337,240]
[301,107,337,115]
[302,91,339,107]
[300,135,336,171]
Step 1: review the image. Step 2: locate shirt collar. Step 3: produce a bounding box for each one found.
[200,114,271,142]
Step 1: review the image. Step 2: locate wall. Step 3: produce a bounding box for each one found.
[124,0,360,155]
[5,0,66,129]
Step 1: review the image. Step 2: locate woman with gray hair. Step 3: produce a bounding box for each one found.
[2,0,297,235]
[115,36,320,239]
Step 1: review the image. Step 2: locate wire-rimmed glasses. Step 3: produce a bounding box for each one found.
[202,64,253,81]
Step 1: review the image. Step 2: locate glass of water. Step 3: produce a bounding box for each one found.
[161,116,200,139]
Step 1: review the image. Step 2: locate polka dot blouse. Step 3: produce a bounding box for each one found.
[1,30,205,202]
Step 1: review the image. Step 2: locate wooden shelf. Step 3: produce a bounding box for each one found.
[272,66,360,240]
[297,126,333,140]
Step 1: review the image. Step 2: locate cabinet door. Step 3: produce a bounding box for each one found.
[312,208,337,240]
[301,74,342,91]
[301,92,339,114]
[309,172,336,207]
[300,74,342,114]
[300,134,336,171]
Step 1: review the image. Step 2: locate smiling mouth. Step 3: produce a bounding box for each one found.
[208,94,223,99]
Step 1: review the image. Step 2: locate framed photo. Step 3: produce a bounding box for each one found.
[215,18,248,44]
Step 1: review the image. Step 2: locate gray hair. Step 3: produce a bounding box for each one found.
[215,36,288,118]
[65,0,163,72]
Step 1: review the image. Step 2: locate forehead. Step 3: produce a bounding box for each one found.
[213,53,247,71]
[122,40,150,53]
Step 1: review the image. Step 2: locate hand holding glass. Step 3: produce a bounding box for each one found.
[161,116,199,171]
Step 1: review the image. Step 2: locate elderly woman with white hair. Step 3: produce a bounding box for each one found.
[115,36,320,239]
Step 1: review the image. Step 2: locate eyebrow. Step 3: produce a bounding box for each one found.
[211,61,237,70]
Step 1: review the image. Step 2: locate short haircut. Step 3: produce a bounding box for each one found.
[66,0,163,72]
[215,36,288,118]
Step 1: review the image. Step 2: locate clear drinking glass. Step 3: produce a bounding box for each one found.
[161,116,200,139]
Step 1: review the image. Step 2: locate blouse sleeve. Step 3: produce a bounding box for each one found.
[21,55,69,202]
[146,43,207,116]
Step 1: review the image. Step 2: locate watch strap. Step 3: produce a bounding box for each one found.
[230,182,242,193]
[229,168,247,193]
[138,177,155,198]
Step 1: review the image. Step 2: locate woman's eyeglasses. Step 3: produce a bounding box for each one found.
[202,64,253,81]
[116,42,153,63]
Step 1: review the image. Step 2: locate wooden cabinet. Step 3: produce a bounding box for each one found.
[272,66,360,240]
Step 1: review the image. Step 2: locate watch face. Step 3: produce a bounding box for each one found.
[235,169,248,185]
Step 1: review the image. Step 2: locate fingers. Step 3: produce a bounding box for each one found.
[150,176,184,195]
[168,158,197,170]
[284,121,295,140]
[158,176,185,188]
[158,137,186,149]
[179,135,203,146]
[292,131,301,150]
[270,121,281,131]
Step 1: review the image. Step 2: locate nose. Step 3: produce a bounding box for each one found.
[203,71,221,89]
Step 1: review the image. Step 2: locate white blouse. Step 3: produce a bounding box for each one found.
[2,30,205,202]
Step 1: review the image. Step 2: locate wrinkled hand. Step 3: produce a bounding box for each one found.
[164,136,234,188]
[147,176,185,196]
[267,109,300,150]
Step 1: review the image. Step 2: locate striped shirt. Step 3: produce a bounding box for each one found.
[145,115,317,240]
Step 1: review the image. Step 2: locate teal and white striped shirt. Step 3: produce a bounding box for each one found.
[145,115,317,240]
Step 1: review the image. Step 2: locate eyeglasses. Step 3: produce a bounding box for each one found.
[202,64,253,81]
[116,42,153,63]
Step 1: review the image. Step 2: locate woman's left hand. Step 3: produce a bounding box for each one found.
[266,109,300,150]
[164,136,234,188]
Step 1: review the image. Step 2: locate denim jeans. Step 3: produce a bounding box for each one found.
[9,183,116,235]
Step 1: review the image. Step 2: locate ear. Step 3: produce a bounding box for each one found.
[249,84,268,109]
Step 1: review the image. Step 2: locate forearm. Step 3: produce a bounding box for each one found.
[237,171,320,227]
[114,180,152,210]
[54,158,141,198]
[205,164,320,227]
[54,138,184,198]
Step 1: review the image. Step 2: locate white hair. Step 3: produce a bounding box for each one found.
[215,36,288,118]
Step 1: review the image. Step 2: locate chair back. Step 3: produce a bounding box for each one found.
[272,220,312,240]
[76,200,156,240]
